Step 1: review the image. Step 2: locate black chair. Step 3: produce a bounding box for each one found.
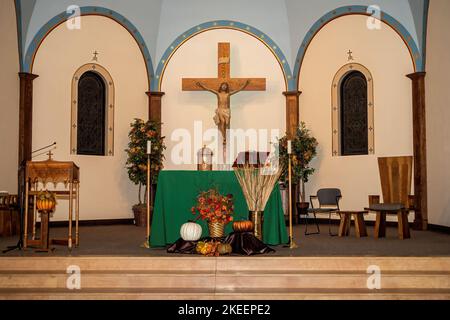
[296,202,320,235]
[308,189,342,236]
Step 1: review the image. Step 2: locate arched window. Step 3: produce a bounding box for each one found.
[71,64,115,156]
[340,71,368,156]
[332,63,374,157]
[77,71,106,155]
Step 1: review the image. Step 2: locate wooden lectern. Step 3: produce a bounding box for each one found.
[24,157,80,250]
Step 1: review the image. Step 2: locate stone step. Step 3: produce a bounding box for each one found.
[0,256,448,300]
[0,270,448,289]
[0,288,449,300]
[1,257,449,272]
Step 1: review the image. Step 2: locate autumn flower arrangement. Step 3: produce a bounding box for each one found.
[191,189,234,225]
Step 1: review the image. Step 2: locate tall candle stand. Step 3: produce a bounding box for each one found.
[142,141,152,248]
[288,140,298,249]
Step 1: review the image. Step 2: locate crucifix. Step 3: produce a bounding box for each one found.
[92,51,99,61]
[182,43,266,164]
[347,50,354,61]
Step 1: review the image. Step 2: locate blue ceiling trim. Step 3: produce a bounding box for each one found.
[14,0,24,72]
[23,6,154,88]
[152,20,293,92]
[293,5,424,88]
[421,0,430,70]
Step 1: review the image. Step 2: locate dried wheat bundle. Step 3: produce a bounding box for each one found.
[233,158,282,212]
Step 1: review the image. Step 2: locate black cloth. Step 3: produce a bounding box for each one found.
[224,232,275,256]
[167,233,275,256]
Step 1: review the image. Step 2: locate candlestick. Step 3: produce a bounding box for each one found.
[147,140,152,155]
[287,140,292,155]
[142,153,151,249]
[288,153,298,249]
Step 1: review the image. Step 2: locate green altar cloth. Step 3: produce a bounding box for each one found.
[150,171,288,247]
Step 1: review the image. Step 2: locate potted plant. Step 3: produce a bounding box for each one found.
[191,189,234,238]
[278,122,318,213]
[125,119,166,227]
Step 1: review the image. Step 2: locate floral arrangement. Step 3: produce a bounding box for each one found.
[277,122,318,201]
[125,119,166,204]
[191,189,234,224]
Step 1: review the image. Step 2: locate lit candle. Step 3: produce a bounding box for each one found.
[147,140,152,154]
[287,140,292,155]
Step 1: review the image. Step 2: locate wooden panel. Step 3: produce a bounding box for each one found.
[378,156,413,205]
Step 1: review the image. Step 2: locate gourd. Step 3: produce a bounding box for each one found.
[217,243,232,255]
[232,220,254,233]
[180,221,202,241]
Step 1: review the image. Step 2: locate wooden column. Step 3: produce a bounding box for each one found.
[18,72,39,166]
[283,91,301,138]
[406,72,428,230]
[283,91,302,215]
[146,91,165,129]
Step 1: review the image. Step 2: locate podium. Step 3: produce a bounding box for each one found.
[24,157,80,250]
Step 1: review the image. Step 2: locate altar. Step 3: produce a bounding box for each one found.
[150,171,288,247]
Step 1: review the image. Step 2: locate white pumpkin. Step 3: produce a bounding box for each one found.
[180,222,202,241]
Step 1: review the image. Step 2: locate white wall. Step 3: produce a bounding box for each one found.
[161,29,286,170]
[0,0,20,193]
[299,15,414,220]
[32,16,148,221]
[425,0,450,227]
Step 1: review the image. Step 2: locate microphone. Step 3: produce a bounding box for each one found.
[32,142,57,154]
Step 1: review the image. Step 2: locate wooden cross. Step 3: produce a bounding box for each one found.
[47,150,54,160]
[182,43,266,165]
[182,42,266,95]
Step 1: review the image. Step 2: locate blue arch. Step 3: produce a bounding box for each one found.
[153,20,293,92]
[23,6,154,89]
[293,5,423,89]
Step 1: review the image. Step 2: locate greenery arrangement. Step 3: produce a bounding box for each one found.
[191,189,234,224]
[125,119,166,204]
[277,122,318,202]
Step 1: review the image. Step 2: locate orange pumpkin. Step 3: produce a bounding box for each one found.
[233,220,254,233]
[36,198,56,213]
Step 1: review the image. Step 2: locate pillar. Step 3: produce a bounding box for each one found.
[146,91,165,130]
[18,72,39,166]
[406,72,428,230]
[283,91,301,138]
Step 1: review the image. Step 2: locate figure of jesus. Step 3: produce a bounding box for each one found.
[196,80,250,143]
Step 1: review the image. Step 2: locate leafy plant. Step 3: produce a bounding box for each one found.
[125,119,166,204]
[277,122,318,202]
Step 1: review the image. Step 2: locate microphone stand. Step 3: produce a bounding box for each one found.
[3,142,57,254]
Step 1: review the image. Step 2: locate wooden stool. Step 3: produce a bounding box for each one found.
[338,211,368,238]
[374,211,411,240]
